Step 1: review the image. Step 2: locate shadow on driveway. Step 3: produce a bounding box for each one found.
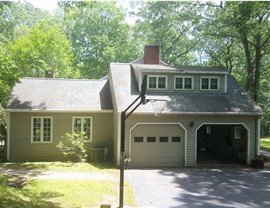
[125,166,270,208]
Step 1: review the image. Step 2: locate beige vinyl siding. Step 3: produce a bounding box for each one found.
[123,114,257,167]
[9,112,113,162]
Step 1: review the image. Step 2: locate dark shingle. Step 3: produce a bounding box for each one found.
[7,78,112,111]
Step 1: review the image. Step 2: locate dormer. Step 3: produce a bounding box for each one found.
[132,45,229,94]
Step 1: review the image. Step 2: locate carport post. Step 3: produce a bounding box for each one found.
[119,75,147,208]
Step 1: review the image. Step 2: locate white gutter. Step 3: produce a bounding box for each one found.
[5,109,113,113]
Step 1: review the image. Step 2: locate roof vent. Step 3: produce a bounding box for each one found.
[144,45,159,64]
[45,70,55,78]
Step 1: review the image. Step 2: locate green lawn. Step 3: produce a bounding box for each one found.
[0,162,135,207]
[261,138,270,152]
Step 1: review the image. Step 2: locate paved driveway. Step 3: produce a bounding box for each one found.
[125,167,270,208]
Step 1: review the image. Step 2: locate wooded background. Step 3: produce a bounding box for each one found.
[1,1,270,137]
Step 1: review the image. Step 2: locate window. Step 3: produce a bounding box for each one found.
[134,137,144,142]
[72,117,92,141]
[147,137,156,142]
[148,76,167,90]
[175,76,193,90]
[159,137,168,142]
[234,127,242,140]
[201,77,219,90]
[172,137,181,142]
[31,117,52,143]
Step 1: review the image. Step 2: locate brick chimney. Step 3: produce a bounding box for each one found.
[45,70,55,78]
[144,45,160,64]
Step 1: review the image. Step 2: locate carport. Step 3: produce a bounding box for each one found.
[196,124,248,165]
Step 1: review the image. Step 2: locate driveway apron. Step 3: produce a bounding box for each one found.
[125,167,270,208]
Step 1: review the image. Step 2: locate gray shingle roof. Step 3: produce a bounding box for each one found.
[7,78,112,111]
[109,63,262,115]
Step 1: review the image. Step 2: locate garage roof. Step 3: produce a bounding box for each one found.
[109,63,263,115]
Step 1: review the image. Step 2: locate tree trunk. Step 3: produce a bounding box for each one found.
[254,34,262,103]
[241,34,254,98]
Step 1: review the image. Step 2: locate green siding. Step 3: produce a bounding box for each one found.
[9,112,113,162]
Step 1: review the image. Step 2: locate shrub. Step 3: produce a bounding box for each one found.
[57,132,88,162]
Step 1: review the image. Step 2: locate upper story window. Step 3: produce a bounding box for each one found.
[31,117,52,143]
[148,75,167,90]
[200,77,219,90]
[72,117,92,142]
[174,76,193,90]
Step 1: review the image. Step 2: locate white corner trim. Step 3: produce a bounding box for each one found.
[117,112,121,166]
[257,118,261,155]
[224,74,228,93]
[7,112,10,161]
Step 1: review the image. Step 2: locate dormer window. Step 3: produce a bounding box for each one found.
[148,75,167,90]
[200,77,219,90]
[174,76,193,90]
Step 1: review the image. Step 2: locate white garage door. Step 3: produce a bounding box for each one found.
[131,124,185,168]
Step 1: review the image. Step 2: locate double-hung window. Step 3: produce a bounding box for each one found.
[31,117,52,143]
[201,77,219,90]
[148,75,167,90]
[72,117,92,142]
[175,76,193,90]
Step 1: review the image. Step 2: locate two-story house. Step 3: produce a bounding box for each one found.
[6,45,263,167]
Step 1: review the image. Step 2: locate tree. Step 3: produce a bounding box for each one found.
[57,132,88,162]
[61,1,140,79]
[10,20,79,78]
[132,1,201,65]
[201,1,270,102]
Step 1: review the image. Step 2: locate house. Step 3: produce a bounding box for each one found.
[6,45,263,167]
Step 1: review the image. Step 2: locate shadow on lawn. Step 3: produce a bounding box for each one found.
[158,167,270,208]
[0,176,62,208]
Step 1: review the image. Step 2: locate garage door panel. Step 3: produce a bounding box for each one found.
[131,124,185,168]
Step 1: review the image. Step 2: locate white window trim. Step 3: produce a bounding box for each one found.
[174,76,194,90]
[72,116,93,142]
[147,75,168,90]
[31,116,53,143]
[200,76,220,91]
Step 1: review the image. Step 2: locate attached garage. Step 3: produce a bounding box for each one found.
[196,124,249,165]
[130,123,185,168]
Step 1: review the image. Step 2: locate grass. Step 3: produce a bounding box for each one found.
[260,137,270,152]
[0,162,116,172]
[0,162,135,207]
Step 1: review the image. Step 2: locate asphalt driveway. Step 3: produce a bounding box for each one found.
[125,167,270,208]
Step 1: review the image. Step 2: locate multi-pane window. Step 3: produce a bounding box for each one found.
[148,76,167,89]
[175,76,193,90]
[72,117,92,141]
[31,117,52,143]
[201,77,219,90]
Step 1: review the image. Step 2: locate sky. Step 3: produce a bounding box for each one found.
[25,0,130,12]
[26,0,58,12]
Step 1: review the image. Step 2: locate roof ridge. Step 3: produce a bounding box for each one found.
[22,77,107,82]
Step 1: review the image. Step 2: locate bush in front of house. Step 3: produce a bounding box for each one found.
[57,132,88,162]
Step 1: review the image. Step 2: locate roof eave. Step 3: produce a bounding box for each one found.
[5,109,113,113]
